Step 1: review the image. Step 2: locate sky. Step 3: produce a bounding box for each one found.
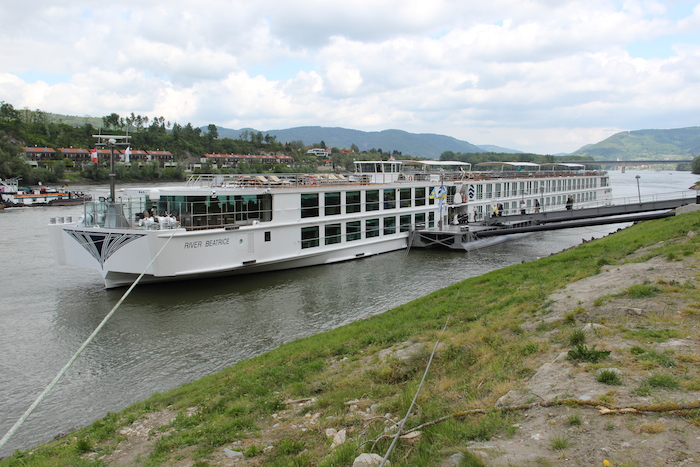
[1,0,699,154]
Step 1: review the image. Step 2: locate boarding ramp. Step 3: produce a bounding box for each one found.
[484,191,698,227]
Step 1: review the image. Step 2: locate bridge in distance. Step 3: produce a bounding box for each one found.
[562,159,692,168]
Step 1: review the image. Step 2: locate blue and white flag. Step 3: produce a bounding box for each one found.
[430,185,448,215]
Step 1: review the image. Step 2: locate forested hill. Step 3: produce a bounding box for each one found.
[215,126,487,158]
[571,126,700,160]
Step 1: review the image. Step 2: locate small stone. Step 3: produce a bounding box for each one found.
[353,452,388,466]
[332,428,347,447]
[325,428,338,438]
[442,453,463,466]
[223,448,243,458]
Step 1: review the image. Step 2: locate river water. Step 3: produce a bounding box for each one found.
[1,169,698,456]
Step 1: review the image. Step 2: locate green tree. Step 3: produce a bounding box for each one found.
[102,113,121,130]
[0,131,30,179]
[691,155,700,174]
[0,101,20,122]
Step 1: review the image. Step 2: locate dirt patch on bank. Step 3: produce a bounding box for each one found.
[466,253,700,467]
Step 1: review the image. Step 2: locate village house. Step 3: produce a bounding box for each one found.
[201,154,293,169]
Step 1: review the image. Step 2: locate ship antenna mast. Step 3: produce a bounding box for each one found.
[92,134,131,202]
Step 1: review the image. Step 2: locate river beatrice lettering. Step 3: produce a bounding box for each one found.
[184,238,230,249]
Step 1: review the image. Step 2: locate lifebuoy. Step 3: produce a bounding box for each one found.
[407,175,413,181]
[308,176,316,186]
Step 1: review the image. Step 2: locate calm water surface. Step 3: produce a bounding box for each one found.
[1,170,698,455]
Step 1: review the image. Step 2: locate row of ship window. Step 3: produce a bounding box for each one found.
[300,213,435,249]
[301,189,433,218]
[300,180,604,217]
[473,177,603,200]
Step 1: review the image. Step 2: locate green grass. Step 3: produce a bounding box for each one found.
[549,435,569,451]
[634,373,680,395]
[568,329,587,347]
[596,369,623,385]
[565,414,583,426]
[2,211,699,466]
[645,373,680,389]
[619,284,662,299]
[568,344,611,363]
[623,327,681,343]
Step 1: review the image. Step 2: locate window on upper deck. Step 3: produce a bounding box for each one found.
[414,187,426,206]
[325,192,341,216]
[366,190,379,211]
[383,189,396,209]
[399,188,411,208]
[301,193,319,218]
[346,191,361,213]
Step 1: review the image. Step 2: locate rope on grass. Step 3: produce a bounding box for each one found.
[379,317,450,467]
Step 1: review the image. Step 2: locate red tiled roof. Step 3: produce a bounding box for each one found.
[23,147,56,153]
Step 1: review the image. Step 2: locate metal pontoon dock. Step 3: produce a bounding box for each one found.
[411,192,699,251]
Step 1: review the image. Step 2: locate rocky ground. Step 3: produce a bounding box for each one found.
[93,232,700,467]
[467,251,700,467]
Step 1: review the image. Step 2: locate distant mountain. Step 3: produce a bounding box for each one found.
[477,144,523,154]
[571,126,700,160]
[213,126,486,159]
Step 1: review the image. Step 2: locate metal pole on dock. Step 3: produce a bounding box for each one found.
[108,138,116,202]
[635,175,641,203]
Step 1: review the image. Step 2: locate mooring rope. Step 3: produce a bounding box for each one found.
[0,230,177,452]
[380,317,450,467]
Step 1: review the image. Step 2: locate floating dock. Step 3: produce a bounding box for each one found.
[411,194,698,251]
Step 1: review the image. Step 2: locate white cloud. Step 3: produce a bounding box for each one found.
[1,0,699,154]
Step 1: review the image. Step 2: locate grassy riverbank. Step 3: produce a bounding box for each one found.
[3,211,700,466]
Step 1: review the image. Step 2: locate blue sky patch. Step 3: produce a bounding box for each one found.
[18,71,71,86]
[249,59,315,81]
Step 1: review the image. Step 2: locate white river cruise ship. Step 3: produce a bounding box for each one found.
[48,159,612,288]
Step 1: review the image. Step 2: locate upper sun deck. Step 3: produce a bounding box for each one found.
[173,160,607,190]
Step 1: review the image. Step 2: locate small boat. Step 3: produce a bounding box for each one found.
[1,178,91,207]
[48,155,612,288]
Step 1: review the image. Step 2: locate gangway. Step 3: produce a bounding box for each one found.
[485,192,698,227]
[410,191,698,250]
